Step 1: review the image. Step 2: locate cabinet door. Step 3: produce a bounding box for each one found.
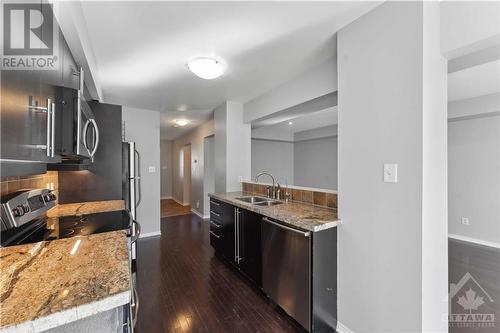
[221,206,236,264]
[209,200,235,262]
[239,209,262,287]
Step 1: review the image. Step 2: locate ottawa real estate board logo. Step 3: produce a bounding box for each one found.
[1,1,59,70]
[449,272,496,330]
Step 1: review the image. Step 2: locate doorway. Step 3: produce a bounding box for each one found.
[183,144,192,206]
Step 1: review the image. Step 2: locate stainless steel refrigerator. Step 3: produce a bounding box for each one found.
[122,141,141,260]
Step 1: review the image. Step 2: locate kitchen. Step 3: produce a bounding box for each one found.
[1,1,499,333]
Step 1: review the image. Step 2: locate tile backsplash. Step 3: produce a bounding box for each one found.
[1,171,59,203]
[241,182,337,209]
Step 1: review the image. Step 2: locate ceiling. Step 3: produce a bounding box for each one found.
[80,1,380,139]
[252,107,337,141]
[160,109,213,140]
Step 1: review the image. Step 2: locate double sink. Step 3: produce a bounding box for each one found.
[236,196,283,207]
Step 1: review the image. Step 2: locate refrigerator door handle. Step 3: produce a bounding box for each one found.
[134,149,142,207]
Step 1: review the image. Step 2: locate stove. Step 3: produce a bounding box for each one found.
[0,189,132,247]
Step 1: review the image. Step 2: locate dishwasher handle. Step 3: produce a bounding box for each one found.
[262,217,310,237]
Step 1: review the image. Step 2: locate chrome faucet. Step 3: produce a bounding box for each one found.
[254,171,276,199]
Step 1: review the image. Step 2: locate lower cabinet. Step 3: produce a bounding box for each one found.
[209,198,337,333]
[238,209,262,287]
[209,199,262,288]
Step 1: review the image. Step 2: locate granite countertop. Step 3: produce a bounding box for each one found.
[209,192,340,232]
[0,231,130,333]
[47,200,125,218]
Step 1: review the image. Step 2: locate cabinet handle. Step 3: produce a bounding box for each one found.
[46,99,52,157]
[50,102,55,157]
[234,209,237,262]
[210,231,222,239]
[262,217,310,237]
[210,210,220,217]
[210,221,221,228]
[210,200,220,206]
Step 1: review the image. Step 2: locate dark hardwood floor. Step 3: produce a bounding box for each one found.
[161,198,192,218]
[449,239,500,333]
[135,214,306,333]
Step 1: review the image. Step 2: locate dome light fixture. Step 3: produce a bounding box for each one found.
[174,119,189,127]
[187,57,225,80]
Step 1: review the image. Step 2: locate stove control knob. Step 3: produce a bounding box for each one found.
[12,205,25,217]
[22,204,30,213]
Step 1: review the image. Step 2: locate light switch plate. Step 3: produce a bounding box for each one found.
[383,163,398,183]
[148,166,156,173]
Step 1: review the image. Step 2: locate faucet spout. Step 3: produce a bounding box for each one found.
[254,171,276,198]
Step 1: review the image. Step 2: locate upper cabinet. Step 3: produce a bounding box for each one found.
[0,2,90,175]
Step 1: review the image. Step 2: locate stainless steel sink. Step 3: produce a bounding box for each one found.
[235,196,269,204]
[254,201,283,207]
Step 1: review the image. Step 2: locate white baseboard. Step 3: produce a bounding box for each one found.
[161,196,173,200]
[191,208,209,219]
[139,231,161,239]
[171,197,190,206]
[336,321,354,333]
[448,234,500,249]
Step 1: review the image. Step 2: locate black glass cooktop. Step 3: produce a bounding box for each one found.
[1,210,131,247]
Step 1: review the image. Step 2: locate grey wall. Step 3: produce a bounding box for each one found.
[338,2,447,332]
[172,120,214,216]
[160,140,173,198]
[251,139,294,185]
[448,114,500,244]
[294,136,337,190]
[203,136,215,216]
[251,125,338,190]
[122,107,161,236]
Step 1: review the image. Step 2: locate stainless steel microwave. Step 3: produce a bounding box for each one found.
[54,69,100,161]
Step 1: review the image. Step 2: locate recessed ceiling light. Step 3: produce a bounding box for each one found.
[174,119,189,127]
[187,57,225,80]
[288,121,293,125]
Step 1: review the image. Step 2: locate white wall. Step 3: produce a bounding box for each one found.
[243,58,337,123]
[214,101,251,192]
[251,139,294,185]
[203,136,215,216]
[160,140,173,198]
[441,1,500,58]
[172,120,214,216]
[122,107,161,236]
[338,2,447,332]
[448,114,500,245]
[294,136,337,190]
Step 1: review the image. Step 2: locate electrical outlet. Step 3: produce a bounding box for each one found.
[461,217,470,226]
[238,176,243,182]
[148,166,156,173]
[196,200,200,208]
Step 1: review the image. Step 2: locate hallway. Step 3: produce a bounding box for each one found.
[161,198,192,218]
[135,214,305,333]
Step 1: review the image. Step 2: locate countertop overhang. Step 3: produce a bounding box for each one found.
[209,192,340,232]
[0,200,130,333]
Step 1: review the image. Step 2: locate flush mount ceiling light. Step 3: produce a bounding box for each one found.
[288,121,293,125]
[187,57,225,80]
[174,119,189,127]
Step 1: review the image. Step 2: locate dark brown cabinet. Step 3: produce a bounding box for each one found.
[238,209,262,287]
[209,200,263,288]
[0,2,80,175]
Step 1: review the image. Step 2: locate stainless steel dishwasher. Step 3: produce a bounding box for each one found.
[262,217,311,331]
